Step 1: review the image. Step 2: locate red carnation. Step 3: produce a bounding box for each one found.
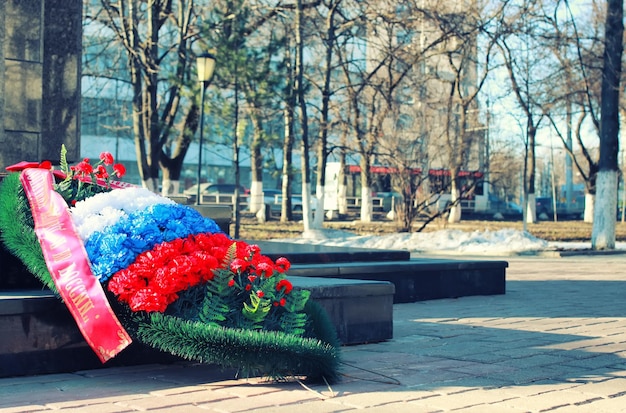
[95,164,109,179]
[275,257,291,273]
[74,160,93,176]
[100,152,114,165]
[113,163,126,178]
[230,258,249,273]
[246,244,261,256]
[276,279,293,294]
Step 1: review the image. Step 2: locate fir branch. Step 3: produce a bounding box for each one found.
[304,300,341,349]
[136,312,341,383]
[0,173,57,292]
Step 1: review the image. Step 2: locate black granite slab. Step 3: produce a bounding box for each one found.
[252,240,411,264]
[0,242,43,290]
[289,258,508,303]
[290,276,394,345]
[0,276,394,378]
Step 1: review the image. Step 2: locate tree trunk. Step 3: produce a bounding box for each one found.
[160,102,200,196]
[448,170,462,224]
[592,0,623,249]
[281,106,294,222]
[248,109,265,215]
[338,148,347,215]
[584,193,595,223]
[312,3,337,229]
[592,172,618,248]
[295,0,312,231]
[359,155,373,222]
[525,122,537,224]
[145,2,160,191]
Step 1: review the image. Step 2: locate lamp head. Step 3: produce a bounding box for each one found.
[196,52,216,83]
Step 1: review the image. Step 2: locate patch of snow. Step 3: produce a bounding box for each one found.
[271,228,626,256]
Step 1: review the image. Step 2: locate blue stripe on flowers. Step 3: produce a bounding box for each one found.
[85,203,224,282]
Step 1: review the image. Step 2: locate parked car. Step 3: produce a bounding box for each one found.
[489,196,523,214]
[184,183,247,195]
[535,197,553,217]
[183,183,248,203]
[262,189,304,213]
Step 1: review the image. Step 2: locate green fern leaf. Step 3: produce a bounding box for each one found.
[59,144,71,183]
[279,312,308,336]
[242,293,271,325]
[283,289,310,313]
[198,292,230,326]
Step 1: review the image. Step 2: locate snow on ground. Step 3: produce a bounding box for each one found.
[269,228,626,256]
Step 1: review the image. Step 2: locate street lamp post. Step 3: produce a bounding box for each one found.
[196,52,217,205]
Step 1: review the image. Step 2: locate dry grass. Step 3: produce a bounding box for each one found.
[236,214,626,243]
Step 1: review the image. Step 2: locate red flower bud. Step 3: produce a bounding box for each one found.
[39,160,52,170]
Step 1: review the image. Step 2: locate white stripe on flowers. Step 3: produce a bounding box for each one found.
[71,187,175,240]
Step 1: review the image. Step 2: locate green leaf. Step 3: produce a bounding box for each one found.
[59,144,70,183]
[242,292,271,325]
[279,312,307,336]
[283,289,310,313]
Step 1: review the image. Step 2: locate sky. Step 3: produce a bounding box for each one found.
[270,228,626,256]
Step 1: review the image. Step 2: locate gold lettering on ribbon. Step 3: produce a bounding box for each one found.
[59,263,96,323]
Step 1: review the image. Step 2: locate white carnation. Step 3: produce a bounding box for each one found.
[71,187,175,240]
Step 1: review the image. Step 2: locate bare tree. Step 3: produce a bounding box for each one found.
[542,0,604,223]
[308,0,349,229]
[430,4,500,223]
[496,0,554,224]
[334,1,456,223]
[202,0,285,226]
[93,0,201,192]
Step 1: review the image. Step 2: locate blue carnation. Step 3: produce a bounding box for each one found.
[84,204,225,282]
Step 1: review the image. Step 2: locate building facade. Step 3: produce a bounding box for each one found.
[0,0,82,170]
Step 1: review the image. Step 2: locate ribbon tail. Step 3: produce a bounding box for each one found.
[20,169,132,362]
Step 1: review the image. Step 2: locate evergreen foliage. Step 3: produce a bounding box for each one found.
[135,311,340,383]
[0,173,57,292]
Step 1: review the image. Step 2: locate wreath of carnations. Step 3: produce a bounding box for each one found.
[0,149,340,383]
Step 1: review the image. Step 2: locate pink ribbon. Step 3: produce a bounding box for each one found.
[20,169,132,362]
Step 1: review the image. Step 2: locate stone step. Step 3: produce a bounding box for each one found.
[290,258,508,303]
[0,276,394,378]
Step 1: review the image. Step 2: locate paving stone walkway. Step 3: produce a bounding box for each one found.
[1,254,626,412]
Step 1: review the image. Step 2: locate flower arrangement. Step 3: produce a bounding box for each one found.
[54,144,127,205]
[0,148,340,382]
